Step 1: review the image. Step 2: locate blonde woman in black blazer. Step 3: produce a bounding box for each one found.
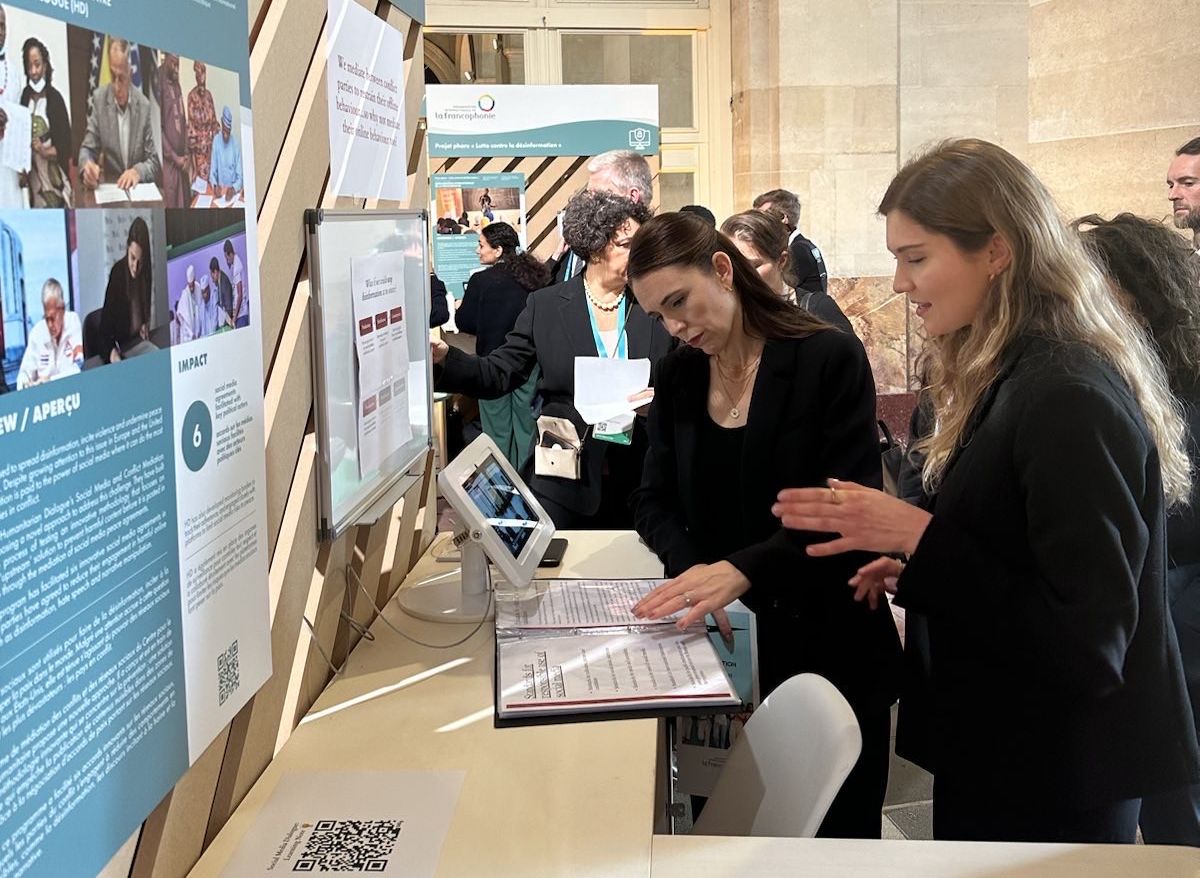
[627,212,901,839]
[774,140,1200,843]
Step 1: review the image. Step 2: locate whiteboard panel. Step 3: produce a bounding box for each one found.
[306,209,432,539]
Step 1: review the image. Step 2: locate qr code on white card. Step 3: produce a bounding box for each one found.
[217,640,239,706]
[294,820,403,872]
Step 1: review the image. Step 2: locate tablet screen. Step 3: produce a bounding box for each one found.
[462,455,540,558]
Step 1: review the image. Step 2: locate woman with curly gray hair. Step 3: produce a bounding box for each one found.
[432,189,674,528]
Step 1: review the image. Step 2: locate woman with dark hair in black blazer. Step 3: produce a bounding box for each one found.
[99,216,154,363]
[456,221,549,468]
[431,189,673,528]
[774,141,1199,843]
[627,211,902,839]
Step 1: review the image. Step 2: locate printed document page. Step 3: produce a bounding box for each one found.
[93,183,129,204]
[574,356,650,425]
[497,628,739,717]
[219,771,462,877]
[496,578,678,629]
[129,182,162,202]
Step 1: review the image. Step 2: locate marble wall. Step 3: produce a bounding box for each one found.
[731,0,1196,393]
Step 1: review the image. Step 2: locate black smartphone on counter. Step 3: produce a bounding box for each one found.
[538,537,568,567]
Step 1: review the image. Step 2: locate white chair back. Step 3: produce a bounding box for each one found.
[691,673,862,837]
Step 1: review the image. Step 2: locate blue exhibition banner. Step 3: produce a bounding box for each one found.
[426,85,660,157]
[387,0,425,23]
[0,2,273,877]
[431,171,526,300]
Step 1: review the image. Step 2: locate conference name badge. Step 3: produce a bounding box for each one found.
[595,411,635,446]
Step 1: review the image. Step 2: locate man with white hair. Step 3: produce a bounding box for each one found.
[17,278,82,388]
[547,149,653,284]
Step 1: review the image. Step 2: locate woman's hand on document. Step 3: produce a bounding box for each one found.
[632,561,749,637]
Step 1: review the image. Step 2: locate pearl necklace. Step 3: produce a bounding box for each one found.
[583,276,623,312]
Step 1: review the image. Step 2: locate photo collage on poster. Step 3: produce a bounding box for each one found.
[434,183,524,236]
[0,5,248,394]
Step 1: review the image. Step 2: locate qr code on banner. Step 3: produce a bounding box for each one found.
[293,820,404,872]
[217,640,239,706]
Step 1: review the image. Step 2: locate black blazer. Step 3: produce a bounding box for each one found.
[797,288,856,337]
[895,334,1200,807]
[632,331,902,708]
[98,257,151,359]
[789,231,828,294]
[437,273,674,515]
[429,273,449,328]
[456,264,531,356]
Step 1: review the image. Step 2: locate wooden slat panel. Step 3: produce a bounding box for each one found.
[257,33,330,377]
[128,731,230,878]
[263,280,312,559]
[250,0,326,202]
[205,443,320,835]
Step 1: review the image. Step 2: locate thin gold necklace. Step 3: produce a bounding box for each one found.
[712,354,760,420]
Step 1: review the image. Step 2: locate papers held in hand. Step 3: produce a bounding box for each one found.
[573,356,652,425]
[494,579,740,722]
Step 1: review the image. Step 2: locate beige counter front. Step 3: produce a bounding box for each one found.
[652,835,1200,876]
[190,529,1200,878]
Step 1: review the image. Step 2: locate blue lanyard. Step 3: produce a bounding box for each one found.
[586,294,628,359]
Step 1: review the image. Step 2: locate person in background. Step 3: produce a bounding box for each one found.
[479,188,494,221]
[99,216,155,362]
[20,37,71,208]
[17,279,81,388]
[208,106,242,200]
[753,188,827,292]
[174,264,200,344]
[1076,212,1200,847]
[720,209,858,338]
[715,209,859,340]
[751,192,853,333]
[429,273,449,328]
[209,256,234,329]
[679,204,716,227]
[224,239,247,328]
[187,60,219,184]
[433,189,671,528]
[546,149,654,284]
[772,139,1199,843]
[159,52,190,208]
[455,222,550,468]
[1168,137,1200,252]
[195,273,220,338]
[79,37,160,191]
[0,7,24,208]
[626,211,900,839]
